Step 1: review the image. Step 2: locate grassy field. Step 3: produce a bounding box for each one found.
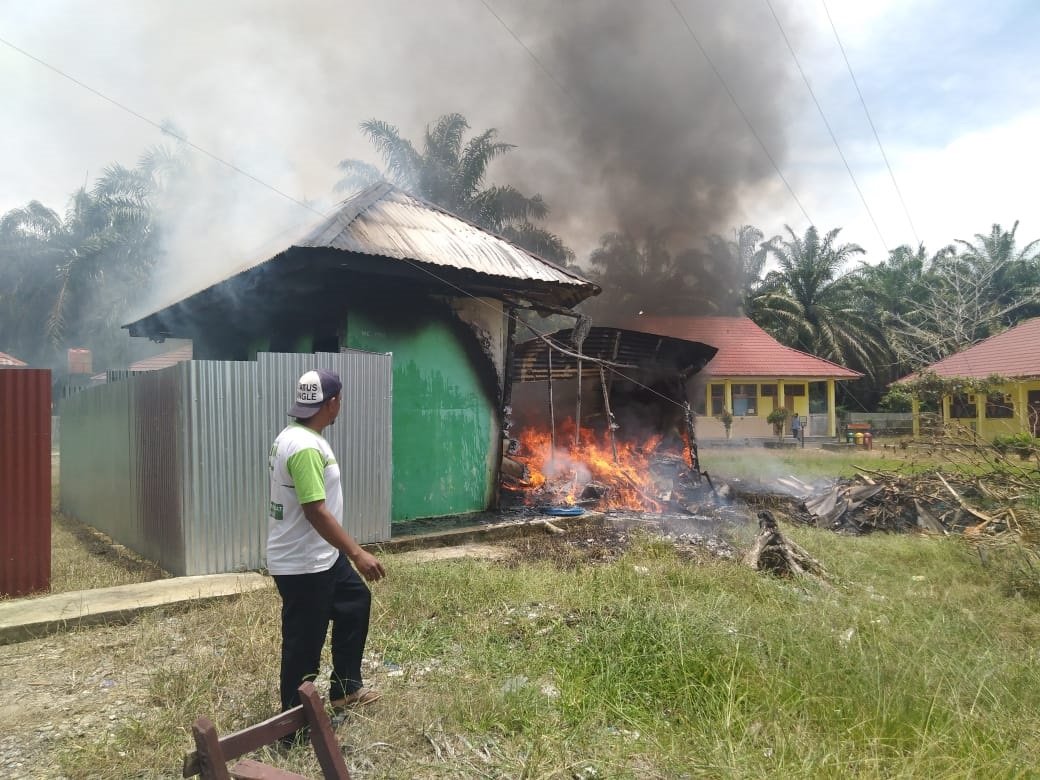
[34,446,1040,777]
[46,527,1040,778]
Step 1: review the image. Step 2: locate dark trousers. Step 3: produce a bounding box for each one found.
[273,554,371,711]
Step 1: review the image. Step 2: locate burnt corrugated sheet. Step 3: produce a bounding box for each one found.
[513,327,718,382]
[130,367,186,573]
[0,368,51,597]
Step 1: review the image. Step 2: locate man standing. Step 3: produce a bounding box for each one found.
[267,368,386,718]
[790,412,803,444]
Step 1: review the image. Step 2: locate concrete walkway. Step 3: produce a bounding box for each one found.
[0,512,592,646]
[0,573,270,646]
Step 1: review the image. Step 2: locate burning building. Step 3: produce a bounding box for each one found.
[505,325,717,512]
[124,182,599,523]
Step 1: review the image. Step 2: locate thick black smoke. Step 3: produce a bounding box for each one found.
[495,0,802,310]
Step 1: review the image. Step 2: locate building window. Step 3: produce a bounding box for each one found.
[950,393,976,419]
[709,384,724,416]
[785,383,806,396]
[733,383,758,416]
[985,393,1014,419]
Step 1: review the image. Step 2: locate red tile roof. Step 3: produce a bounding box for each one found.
[618,315,861,379]
[904,317,1040,380]
[129,344,193,372]
[0,351,27,366]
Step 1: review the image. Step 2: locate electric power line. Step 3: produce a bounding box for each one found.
[0,36,320,218]
[821,0,921,247]
[665,0,814,227]
[763,0,890,253]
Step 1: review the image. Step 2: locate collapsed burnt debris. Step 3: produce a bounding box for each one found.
[503,324,718,512]
[501,438,721,514]
[775,468,1021,537]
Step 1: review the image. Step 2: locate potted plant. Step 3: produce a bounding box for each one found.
[719,407,734,439]
[767,407,789,441]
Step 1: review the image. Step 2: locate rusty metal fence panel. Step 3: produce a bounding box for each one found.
[0,368,52,597]
[60,351,392,576]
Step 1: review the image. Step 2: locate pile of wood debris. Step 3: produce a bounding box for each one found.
[776,467,1033,537]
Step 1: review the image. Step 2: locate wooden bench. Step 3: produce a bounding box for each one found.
[182,682,351,780]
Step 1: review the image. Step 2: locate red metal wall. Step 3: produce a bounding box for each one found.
[0,368,52,596]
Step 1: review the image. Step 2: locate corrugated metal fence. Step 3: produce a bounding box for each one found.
[60,351,392,576]
[0,368,52,596]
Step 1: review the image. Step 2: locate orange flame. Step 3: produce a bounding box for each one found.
[512,419,672,510]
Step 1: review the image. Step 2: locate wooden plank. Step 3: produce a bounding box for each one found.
[300,682,352,779]
[190,717,232,780]
[184,708,307,777]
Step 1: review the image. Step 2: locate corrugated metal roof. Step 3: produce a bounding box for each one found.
[618,315,862,379]
[125,182,597,332]
[0,352,27,367]
[899,317,1040,381]
[297,182,593,289]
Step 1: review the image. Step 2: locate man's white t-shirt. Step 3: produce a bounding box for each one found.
[266,423,343,575]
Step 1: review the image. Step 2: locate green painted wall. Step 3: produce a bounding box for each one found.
[346,309,497,521]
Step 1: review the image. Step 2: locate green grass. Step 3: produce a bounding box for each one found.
[37,447,1040,777]
[51,530,1040,778]
[699,444,927,482]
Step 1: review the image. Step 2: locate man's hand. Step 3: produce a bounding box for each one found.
[350,549,386,582]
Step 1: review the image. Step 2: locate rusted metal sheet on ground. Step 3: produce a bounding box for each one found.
[0,368,52,596]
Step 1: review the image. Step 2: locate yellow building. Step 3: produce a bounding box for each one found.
[898,318,1040,441]
[624,315,862,440]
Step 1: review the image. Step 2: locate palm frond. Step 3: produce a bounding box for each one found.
[334,160,384,194]
[359,119,421,191]
[456,130,514,199]
[424,113,468,168]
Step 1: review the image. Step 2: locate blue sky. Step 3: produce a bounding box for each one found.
[2,0,1038,285]
[765,0,1040,258]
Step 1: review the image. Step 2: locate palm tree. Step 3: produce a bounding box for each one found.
[702,224,771,316]
[952,221,1040,323]
[0,144,177,366]
[580,229,706,319]
[754,225,885,377]
[336,113,573,264]
[0,201,64,361]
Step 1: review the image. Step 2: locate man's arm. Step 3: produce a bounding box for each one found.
[301,500,386,582]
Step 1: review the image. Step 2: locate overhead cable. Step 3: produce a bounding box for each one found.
[763,0,890,252]
[820,0,921,247]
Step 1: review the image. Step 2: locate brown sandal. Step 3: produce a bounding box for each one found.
[331,687,381,711]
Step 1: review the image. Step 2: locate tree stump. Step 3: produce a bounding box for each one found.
[744,510,829,582]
